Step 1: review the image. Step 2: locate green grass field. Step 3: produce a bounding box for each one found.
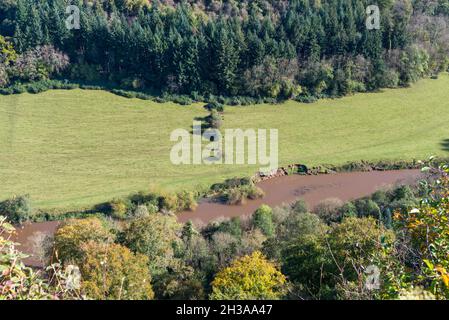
[1,74,449,210]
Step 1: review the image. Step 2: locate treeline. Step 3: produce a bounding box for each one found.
[1,0,448,102]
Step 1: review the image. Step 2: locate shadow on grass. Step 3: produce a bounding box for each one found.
[190,116,211,135]
[441,139,449,152]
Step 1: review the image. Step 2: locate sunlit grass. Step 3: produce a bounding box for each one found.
[1,74,448,209]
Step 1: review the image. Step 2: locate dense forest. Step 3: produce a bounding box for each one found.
[1,0,449,102]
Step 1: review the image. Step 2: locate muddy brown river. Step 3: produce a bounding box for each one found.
[13,169,422,267]
[178,169,423,224]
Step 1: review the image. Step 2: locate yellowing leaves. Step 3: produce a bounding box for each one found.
[210,251,286,300]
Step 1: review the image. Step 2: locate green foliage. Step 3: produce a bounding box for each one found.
[354,199,382,219]
[213,178,264,205]
[394,166,449,298]
[0,35,16,65]
[0,194,32,223]
[291,199,308,214]
[3,0,442,100]
[280,217,395,299]
[53,218,114,264]
[216,217,243,239]
[210,251,286,300]
[79,242,154,300]
[313,198,344,224]
[204,101,224,112]
[107,198,131,220]
[118,215,181,276]
[252,205,275,237]
[340,202,358,219]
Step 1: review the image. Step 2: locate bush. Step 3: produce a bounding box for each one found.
[314,198,344,224]
[354,199,381,219]
[217,217,243,239]
[111,89,137,99]
[176,191,198,211]
[0,64,9,88]
[173,95,193,105]
[0,195,32,223]
[223,188,246,205]
[107,198,131,220]
[340,202,358,219]
[204,101,224,112]
[295,94,318,103]
[371,190,389,208]
[392,185,415,201]
[291,199,308,214]
[11,83,26,94]
[222,184,264,205]
[241,184,265,200]
[252,205,275,237]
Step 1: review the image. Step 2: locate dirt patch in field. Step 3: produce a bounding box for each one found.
[178,169,423,224]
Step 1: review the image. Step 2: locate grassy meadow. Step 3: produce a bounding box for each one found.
[1,74,449,210]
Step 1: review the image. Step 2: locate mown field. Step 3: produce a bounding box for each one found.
[1,74,449,210]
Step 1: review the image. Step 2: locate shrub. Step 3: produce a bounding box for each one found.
[291,199,308,214]
[219,180,264,205]
[354,199,382,219]
[0,35,17,65]
[392,185,415,201]
[223,188,246,205]
[295,94,317,103]
[128,190,159,208]
[176,191,198,211]
[217,217,243,239]
[314,198,344,224]
[204,101,224,112]
[340,202,358,219]
[120,77,144,90]
[252,205,275,237]
[371,190,389,208]
[107,198,131,220]
[241,184,265,200]
[173,95,193,105]
[111,89,137,99]
[0,194,32,223]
